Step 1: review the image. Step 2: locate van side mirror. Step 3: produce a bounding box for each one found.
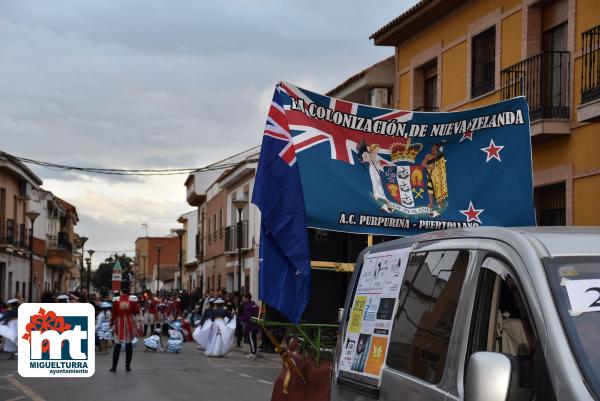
[465,352,512,401]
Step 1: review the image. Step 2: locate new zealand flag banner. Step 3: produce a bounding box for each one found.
[252,82,534,322]
[256,82,534,237]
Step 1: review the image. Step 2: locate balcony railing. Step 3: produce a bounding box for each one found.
[582,25,600,104]
[0,219,31,249]
[6,218,15,245]
[48,232,73,252]
[501,51,570,121]
[225,221,249,253]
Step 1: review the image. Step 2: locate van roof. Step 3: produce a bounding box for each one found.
[372,227,600,258]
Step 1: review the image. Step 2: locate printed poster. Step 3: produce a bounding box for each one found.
[338,247,411,381]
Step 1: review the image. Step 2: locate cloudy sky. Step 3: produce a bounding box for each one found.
[0,0,415,266]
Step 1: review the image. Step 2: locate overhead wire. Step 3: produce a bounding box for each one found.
[0,146,260,176]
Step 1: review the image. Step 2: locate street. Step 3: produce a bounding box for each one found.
[0,343,281,401]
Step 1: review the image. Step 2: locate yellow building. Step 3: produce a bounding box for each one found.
[372,0,600,225]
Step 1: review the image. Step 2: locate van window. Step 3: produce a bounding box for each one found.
[467,257,556,401]
[386,250,469,384]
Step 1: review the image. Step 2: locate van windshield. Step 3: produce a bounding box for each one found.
[543,256,600,399]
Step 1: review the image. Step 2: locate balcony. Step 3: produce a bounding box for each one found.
[224,221,249,253]
[0,218,30,249]
[578,25,600,122]
[502,51,570,141]
[47,232,74,270]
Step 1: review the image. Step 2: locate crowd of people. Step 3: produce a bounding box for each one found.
[0,278,266,371]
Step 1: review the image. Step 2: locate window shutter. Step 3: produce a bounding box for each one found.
[542,0,568,31]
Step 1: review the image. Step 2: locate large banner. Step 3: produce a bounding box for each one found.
[268,82,535,236]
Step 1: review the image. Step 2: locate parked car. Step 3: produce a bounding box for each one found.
[332,227,600,401]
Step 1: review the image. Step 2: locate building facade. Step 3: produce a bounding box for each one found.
[134,236,179,292]
[371,0,600,226]
[0,154,42,301]
[184,147,261,297]
[219,153,260,298]
[176,210,199,292]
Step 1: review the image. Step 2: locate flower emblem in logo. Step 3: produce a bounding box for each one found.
[22,308,72,352]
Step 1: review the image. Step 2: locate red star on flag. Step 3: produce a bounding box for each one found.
[460,129,473,142]
[480,139,504,162]
[460,201,484,224]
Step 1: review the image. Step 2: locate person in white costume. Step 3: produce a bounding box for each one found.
[144,328,163,352]
[0,299,19,359]
[167,321,184,353]
[204,299,236,357]
[96,301,113,354]
[193,299,215,350]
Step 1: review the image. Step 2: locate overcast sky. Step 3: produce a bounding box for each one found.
[0,0,415,266]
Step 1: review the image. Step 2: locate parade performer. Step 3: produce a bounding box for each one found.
[110,278,140,372]
[96,301,113,354]
[129,294,143,343]
[144,297,159,336]
[166,321,184,353]
[0,299,19,359]
[193,299,215,350]
[205,299,236,357]
[238,293,260,358]
[143,328,163,352]
[180,316,193,342]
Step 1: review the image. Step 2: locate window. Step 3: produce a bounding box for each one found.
[543,22,568,112]
[467,257,556,400]
[0,188,5,218]
[424,74,437,111]
[413,60,438,112]
[219,209,223,229]
[534,182,565,226]
[15,280,20,298]
[471,26,496,98]
[386,250,469,384]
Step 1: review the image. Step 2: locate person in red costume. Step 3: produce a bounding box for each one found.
[110,275,140,372]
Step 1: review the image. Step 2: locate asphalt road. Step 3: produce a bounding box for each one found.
[0,342,281,401]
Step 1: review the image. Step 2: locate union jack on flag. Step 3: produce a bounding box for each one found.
[263,86,297,166]
[263,82,414,167]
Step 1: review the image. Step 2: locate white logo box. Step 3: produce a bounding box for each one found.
[18,303,95,378]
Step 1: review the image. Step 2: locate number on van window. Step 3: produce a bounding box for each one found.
[585,287,600,308]
[563,279,600,315]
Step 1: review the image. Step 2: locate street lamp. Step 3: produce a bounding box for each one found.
[172,228,186,291]
[141,255,147,291]
[87,249,95,292]
[78,236,88,293]
[26,210,40,302]
[154,244,162,294]
[232,198,248,295]
[85,257,91,291]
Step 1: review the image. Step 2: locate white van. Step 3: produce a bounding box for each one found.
[332,227,600,401]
